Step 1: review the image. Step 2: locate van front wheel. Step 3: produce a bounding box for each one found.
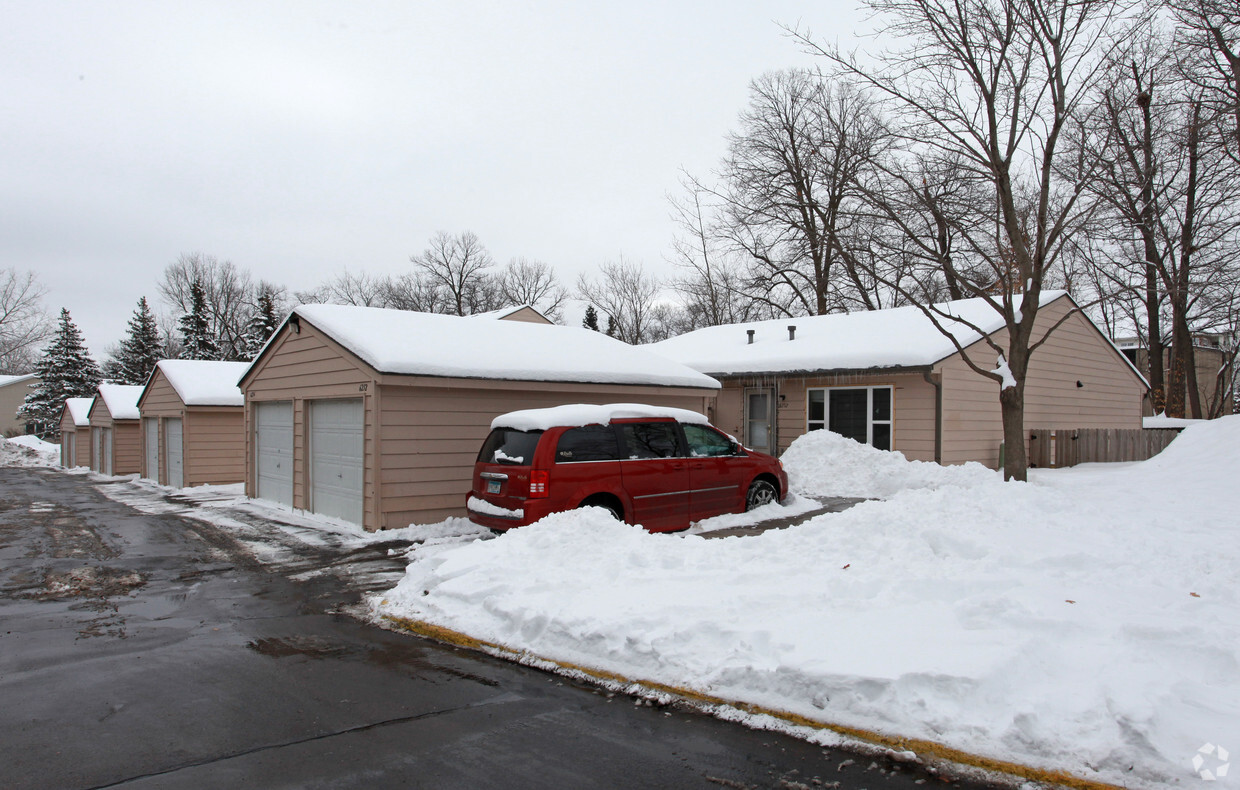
[579,496,623,522]
[745,479,778,511]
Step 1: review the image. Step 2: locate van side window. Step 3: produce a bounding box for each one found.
[682,423,736,457]
[556,425,620,462]
[619,422,681,459]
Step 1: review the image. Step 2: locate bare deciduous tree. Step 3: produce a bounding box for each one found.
[0,268,51,373]
[576,259,663,344]
[410,231,500,316]
[797,0,1140,480]
[159,253,257,360]
[496,258,568,321]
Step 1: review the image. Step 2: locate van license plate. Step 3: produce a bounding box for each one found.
[486,480,501,494]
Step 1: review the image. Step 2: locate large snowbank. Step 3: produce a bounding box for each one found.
[373,417,1240,788]
[1,435,60,467]
[782,429,999,498]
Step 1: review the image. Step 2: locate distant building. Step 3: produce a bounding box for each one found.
[1113,333,1235,418]
[0,374,40,436]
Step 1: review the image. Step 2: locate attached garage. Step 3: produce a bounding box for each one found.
[240,305,720,530]
[58,397,93,468]
[137,360,249,488]
[87,384,143,476]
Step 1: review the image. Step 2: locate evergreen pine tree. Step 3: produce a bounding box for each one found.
[605,314,617,338]
[114,297,162,384]
[241,290,279,360]
[18,308,102,438]
[178,279,218,360]
[582,305,600,332]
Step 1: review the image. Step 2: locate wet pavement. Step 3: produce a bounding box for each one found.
[0,468,998,789]
[701,497,868,539]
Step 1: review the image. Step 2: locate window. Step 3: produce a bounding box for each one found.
[682,424,736,457]
[556,425,620,462]
[478,429,544,465]
[619,422,681,459]
[807,386,892,450]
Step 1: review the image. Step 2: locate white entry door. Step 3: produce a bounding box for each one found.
[166,418,184,488]
[143,418,159,480]
[308,398,364,525]
[102,428,113,476]
[255,401,293,507]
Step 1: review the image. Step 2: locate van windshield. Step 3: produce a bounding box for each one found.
[478,429,543,465]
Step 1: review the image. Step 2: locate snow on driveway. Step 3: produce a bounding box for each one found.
[372,420,1240,789]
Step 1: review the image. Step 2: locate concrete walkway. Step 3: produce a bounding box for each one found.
[701,496,868,539]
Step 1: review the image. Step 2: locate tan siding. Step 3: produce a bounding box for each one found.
[110,421,142,475]
[710,372,938,460]
[184,409,245,485]
[137,372,183,416]
[0,377,36,434]
[376,383,713,528]
[497,306,552,324]
[938,296,1146,468]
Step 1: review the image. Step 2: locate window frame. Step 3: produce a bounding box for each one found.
[806,385,894,450]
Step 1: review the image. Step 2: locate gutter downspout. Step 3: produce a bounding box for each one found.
[923,369,942,463]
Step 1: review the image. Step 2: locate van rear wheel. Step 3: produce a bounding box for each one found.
[579,496,623,522]
[745,479,778,511]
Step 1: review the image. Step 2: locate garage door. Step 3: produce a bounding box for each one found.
[255,401,293,507]
[143,418,159,480]
[166,418,184,488]
[308,398,364,525]
[102,428,113,476]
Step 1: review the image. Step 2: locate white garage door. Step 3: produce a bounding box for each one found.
[166,418,184,488]
[308,398,364,525]
[143,418,159,480]
[102,428,113,476]
[255,401,294,507]
[91,427,101,471]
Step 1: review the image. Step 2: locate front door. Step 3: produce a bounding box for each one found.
[744,387,775,454]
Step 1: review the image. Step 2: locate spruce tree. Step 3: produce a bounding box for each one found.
[605,314,617,338]
[178,279,218,360]
[241,290,279,360]
[114,297,162,384]
[18,308,102,438]
[583,305,600,332]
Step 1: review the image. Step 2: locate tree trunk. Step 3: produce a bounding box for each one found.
[1000,381,1027,482]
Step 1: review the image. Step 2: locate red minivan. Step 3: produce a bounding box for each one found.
[465,404,788,533]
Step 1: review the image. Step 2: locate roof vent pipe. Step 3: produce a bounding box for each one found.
[747,329,755,345]
[788,325,796,341]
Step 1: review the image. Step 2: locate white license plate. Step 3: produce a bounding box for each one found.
[486,479,502,494]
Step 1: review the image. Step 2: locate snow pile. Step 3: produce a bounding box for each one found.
[1,435,60,466]
[781,428,998,498]
[494,403,708,431]
[373,417,1240,788]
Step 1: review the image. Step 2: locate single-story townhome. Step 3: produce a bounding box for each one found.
[239,305,720,530]
[0,373,39,435]
[468,304,553,324]
[138,360,250,487]
[59,397,93,467]
[87,383,144,476]
[650,292,1148,468]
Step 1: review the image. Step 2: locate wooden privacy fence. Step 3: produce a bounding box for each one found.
[1028,428,1183,468]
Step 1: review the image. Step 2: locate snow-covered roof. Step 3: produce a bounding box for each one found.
[289,305,719,390]
[153,360,249,406]
[493,403,710,432]
[0,373,36,388]
[64,397,93,426]
[96,383,144,420]
[650,292,1069,376]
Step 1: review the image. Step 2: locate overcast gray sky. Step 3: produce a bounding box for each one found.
[2,1,870,356]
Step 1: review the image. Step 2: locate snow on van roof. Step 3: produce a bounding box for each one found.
[155,360,249,406]
[96,383,144,420]
[650,292,1068,376]
[493,403,710,432]
[65,397,93,426]
[293,304,719,390]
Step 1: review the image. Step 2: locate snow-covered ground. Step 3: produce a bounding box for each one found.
[373,420,1240,789]
[1,435,60,467]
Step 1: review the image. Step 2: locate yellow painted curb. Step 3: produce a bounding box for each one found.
[382,615,1128,790]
